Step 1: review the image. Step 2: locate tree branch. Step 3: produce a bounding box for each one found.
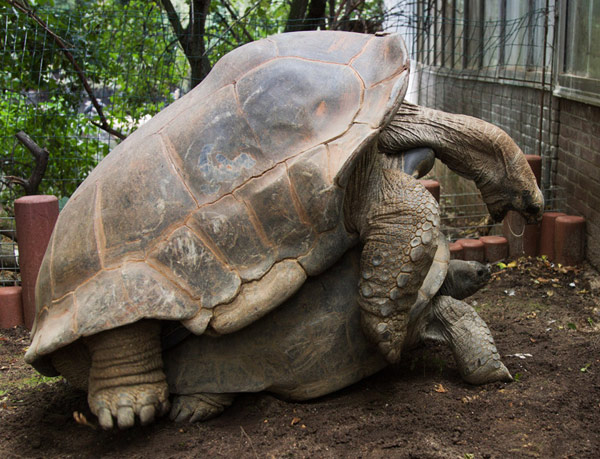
[219,0,254,42]
[202,0,262,60]
[3,131,49,195]
[332,0,365,29]
[6,0,126,140]
[214,11,242,44]
[159,0,189,50]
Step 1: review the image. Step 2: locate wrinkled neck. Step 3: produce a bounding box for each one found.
[377,102,544,221]
[343,145,380,235]
[378,102,512,187]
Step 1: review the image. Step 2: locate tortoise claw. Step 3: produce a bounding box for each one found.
[139,405,156,426]
[97,407,114,430]
[89,383,170,430]
[117,406,135,429]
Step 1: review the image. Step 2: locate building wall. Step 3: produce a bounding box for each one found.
[556,99,600,270]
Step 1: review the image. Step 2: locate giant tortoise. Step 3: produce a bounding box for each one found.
[25,31,543,429]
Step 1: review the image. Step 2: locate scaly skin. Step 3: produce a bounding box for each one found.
[438,260,491,300]
[346,150,440,363]
[84,320,170,429]
[424,296,512,384]
[350,101,544,364]
[170,393,234,423]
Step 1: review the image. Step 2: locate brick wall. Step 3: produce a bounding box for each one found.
[556,99,600,270]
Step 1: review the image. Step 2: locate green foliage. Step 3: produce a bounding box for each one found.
[1,0,188,202]
[0,91,110,199]
[1,0,384,205]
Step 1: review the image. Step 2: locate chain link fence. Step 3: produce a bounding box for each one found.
[1,1,559,285]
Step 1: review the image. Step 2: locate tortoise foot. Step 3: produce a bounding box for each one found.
[361,310,406,364]
[90,382,170,429]
[85,320,169,429]
[170,393,234,422]
[429,296,512,384]
[461,358,513,384]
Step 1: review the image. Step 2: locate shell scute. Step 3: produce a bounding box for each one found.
[119,262,199,319]
[148,226,241,308]
[272,30,372,64]
[98,134,197,266]
[162,85,265,206]
[33,233,54,329]
[236,58,362,162]
[327,123,378,187]
[287,145,343,233]
[234,164,316,262]
[27,294,77,373]
[74,269,133,336]
[51,184,101,299]
[350,33,409,87]
[189,195,276,282]
[198,38,278,96]
[73,263,199,342]
[354,73,409,127]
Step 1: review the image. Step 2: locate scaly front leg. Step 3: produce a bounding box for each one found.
[85,320,170,429]
[355,169,440,363]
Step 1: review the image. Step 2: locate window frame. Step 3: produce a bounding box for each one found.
[414,0,553,91]
[553,0,600,107]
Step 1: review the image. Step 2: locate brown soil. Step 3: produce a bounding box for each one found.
[1,257,599,458]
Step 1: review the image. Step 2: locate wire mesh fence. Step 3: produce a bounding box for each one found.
[392,1,559,241]
[0,0,560,285]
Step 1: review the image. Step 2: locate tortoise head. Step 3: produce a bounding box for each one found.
[441,259,491,300]
[378,103,544,224]
[470,127,544,224]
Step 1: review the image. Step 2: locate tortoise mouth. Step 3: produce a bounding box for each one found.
[487,190,544,224]
[478,265,491,283]
[487,201,510,224]
[518,190,544,223]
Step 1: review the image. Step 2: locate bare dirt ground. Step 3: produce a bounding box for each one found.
[1,256,599,458]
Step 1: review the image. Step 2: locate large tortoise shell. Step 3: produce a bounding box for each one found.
[25,31,409,373]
